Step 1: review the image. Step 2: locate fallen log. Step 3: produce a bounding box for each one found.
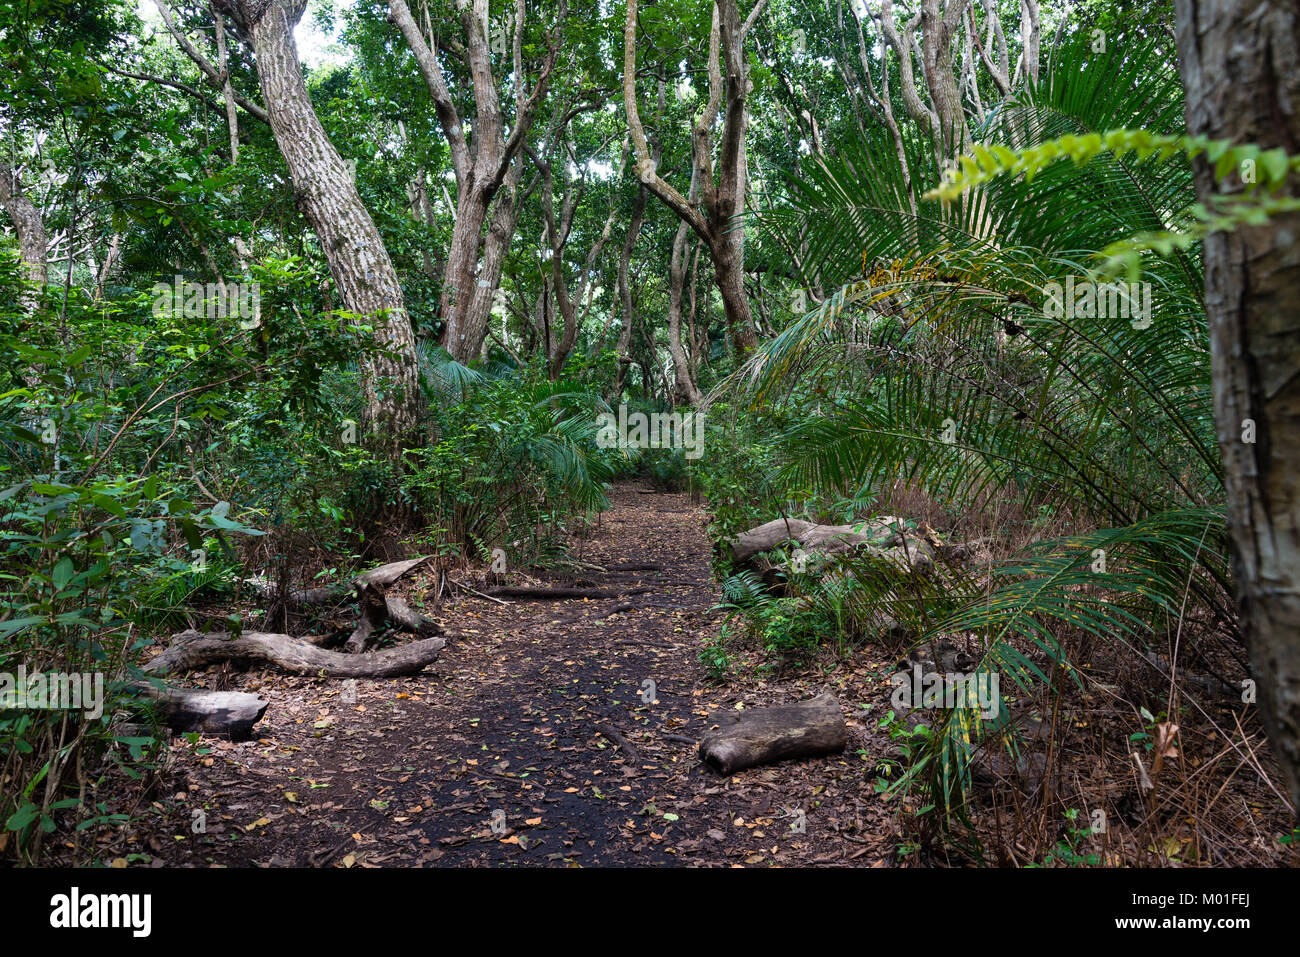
[384,595,442,635]
[342,594,442,653]
[243,578,348,605]
[343,581,388,654]
[147,629,447,679]
[729,517,902,563]
[699,692,847,775]
[130,682,268,740]
[728,516,936,577]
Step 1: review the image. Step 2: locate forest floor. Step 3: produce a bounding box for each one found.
[82,485,906,868]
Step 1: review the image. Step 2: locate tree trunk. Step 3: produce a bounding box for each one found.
[439,186,494,359]
[711,234,757,354]
[234,0,423,452]
[387,0,561,363]
[623,0,760,358]
[0,161,48,315]
[668,219,703,404]
[920,0,970,158]
[1175,0,1300,811]
[610,186,648,396]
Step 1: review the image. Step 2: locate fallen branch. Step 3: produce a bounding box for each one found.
[450,580,513,605]
[384,595,442,635]
[354,556,432,587]
[344,557,438,653]
[147,629,447,678]
[595,723,644,764]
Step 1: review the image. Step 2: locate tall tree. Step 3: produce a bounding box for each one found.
[529,126,622,378]
[1175,0,1300,810]
[387,0,563,363]
[624,0,764,356]
[203,0,425,452]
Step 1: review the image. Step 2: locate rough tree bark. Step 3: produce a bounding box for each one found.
[387,0,562,362]
[216,0,424,453]
[1174,0,1300,811]
[131,682,268,740]
[148,629,447,679]
[919,0,970,157]
[0,160,48,314]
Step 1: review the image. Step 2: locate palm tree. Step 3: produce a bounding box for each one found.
[733,30,1237,819]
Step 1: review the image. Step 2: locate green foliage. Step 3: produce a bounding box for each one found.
[405,363,612,563]
[710,28,1237,825]
[928,127,1300,279]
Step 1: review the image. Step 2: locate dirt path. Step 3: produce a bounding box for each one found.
[121,487,897,867]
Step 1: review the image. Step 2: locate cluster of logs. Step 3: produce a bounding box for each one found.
[134,557,445,740]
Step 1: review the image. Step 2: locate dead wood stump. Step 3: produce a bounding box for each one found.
[699,692,847,774]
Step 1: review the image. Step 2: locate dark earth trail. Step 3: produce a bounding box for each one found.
[115,486,900,867]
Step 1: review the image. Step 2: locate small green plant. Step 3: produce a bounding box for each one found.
[699,633,733,683]
[1032,809,1102,867]
[873,710,932,794]
[1129,706,1161,753]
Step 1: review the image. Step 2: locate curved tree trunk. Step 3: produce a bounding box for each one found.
[1175,0,1300,810]
[623,0,761,359]
[668,220,702,405]
[234,0,423,452]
